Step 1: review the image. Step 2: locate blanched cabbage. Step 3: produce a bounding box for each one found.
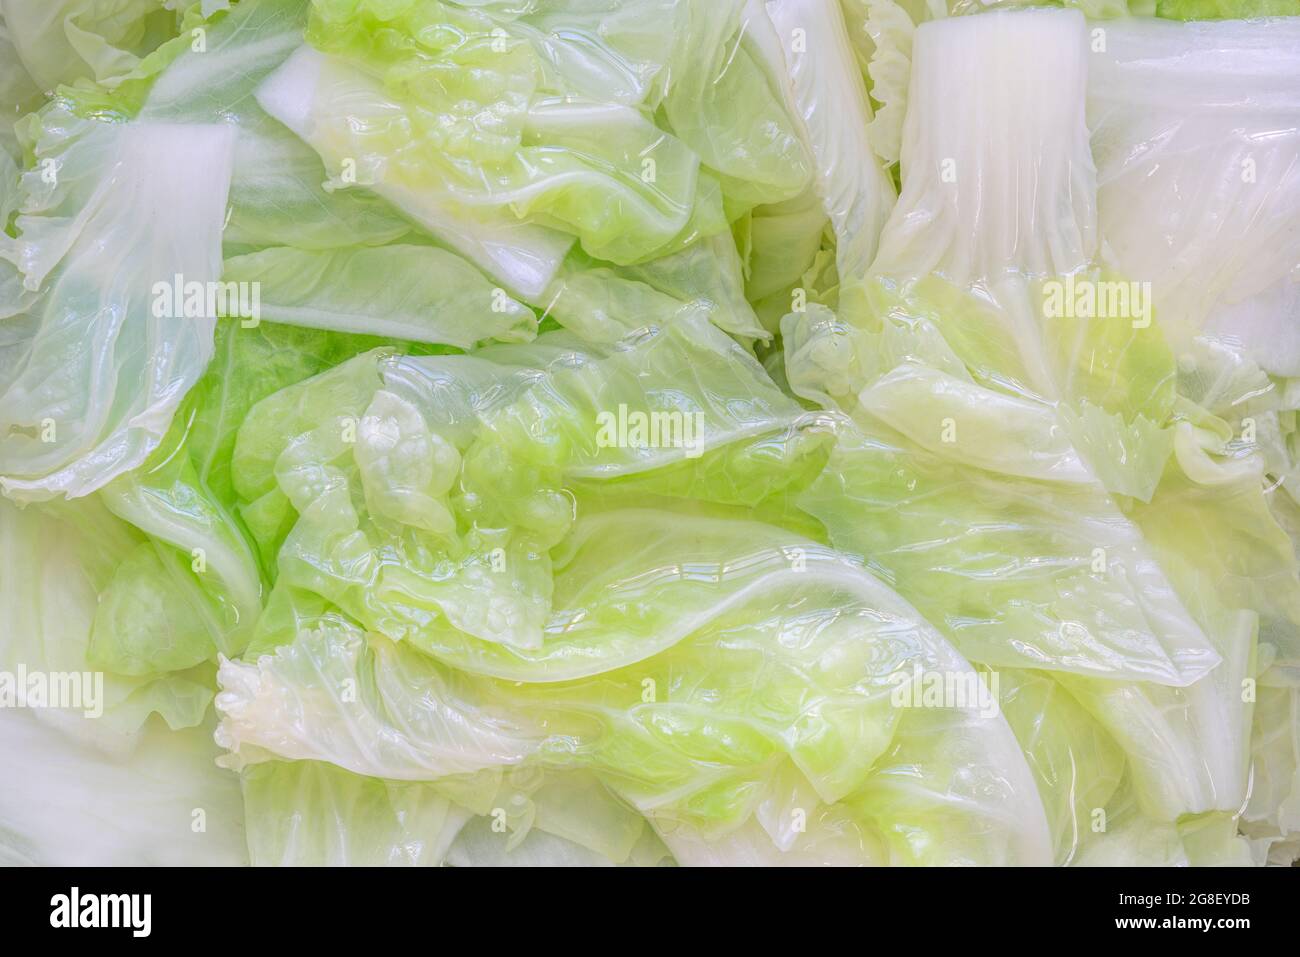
[1,0,1296,868]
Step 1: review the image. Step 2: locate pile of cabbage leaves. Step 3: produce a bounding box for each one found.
[1,0,1298,867]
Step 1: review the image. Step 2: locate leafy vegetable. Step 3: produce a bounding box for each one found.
[1,0,1297,868]
[1,115,235,501]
